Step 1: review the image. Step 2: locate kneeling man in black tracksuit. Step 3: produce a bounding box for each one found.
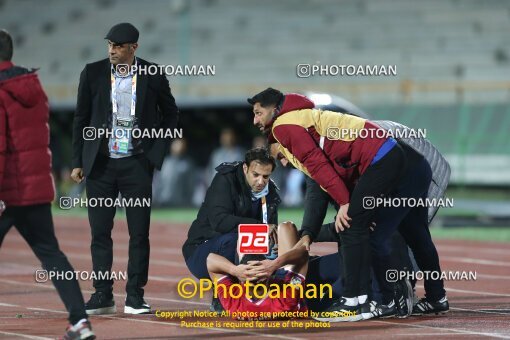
[182,147,281,282]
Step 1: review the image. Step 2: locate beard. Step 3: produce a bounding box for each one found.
[260,126,271,136]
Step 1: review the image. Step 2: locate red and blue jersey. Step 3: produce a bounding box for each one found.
[216,268,307,319]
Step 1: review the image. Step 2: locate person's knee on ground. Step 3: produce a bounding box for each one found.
[277,221,308,277]
[206,253,216,275]
[276,221,300,254]
[277,221,298,238]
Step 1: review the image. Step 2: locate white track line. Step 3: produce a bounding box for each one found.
[7,279,509,310]
[451,307,510,315]
[441,256,510,267]
[0,302,19,307]
[0,278,208,306]
[1,278,510,339]
[7,237,510,269]
[476,273,510,280]
[2,248,188,268]
[6,299,508,340]
[451,287,510,298]
[6,246,510,275]
[0,331,51,340]
[1,299,300,340]
[415,284,510,298]
[4,236,184,255]
[5,230,506,260]
[395,333,477,337]
[0,263,184,283]
[2,278,510,316]
[437,245,510,255]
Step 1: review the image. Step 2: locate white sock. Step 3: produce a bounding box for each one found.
[343,297,358,306]
[358,295,368,304]
[73,318,88,328]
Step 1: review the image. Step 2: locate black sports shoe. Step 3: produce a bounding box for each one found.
[393,279,413,318]
[313,298,362,322]
[124,295,151,314]
[412,296,449,315]
[85,292,116,315]
[361,300,398,319]
[210,296,225,313]
[62,320,96,340]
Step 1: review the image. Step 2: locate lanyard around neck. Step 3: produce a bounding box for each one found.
[111,63,137,117]
[261,196,268,224]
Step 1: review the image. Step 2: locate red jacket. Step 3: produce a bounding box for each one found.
[0,61,55,206]
[268,93,386,206]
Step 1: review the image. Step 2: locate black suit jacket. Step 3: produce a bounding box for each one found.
[72,57,179,176]
[182,162,281,259]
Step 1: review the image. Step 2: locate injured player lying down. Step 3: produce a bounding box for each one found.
[206,222,311,320]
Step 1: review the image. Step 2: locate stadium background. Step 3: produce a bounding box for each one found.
[0,0,508,245]
[2,0,509,238]
[0,0,510,338]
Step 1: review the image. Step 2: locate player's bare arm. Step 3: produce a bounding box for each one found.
[206,253,257,282]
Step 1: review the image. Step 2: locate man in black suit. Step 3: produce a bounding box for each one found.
[182,148,281,281]
[71,23,179,315]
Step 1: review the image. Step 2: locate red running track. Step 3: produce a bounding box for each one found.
[0,216,509,339]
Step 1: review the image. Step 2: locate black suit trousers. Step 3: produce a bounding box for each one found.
[86,153,153,297]
[0,204,87,324]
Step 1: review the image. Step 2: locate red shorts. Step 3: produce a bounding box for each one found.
[216,268,307,319]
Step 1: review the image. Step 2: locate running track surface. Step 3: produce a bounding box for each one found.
[0,216,509,339]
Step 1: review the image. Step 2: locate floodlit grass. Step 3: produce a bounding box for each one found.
[446,187,510,201]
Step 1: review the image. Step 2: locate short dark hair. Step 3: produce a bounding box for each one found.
[244,147,276,171]
[247,87,284,108]
[0,29,13,62]
[240,254,266,265]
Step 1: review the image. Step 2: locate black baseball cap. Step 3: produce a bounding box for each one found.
[105,23,139,44]
[247,87,284,108]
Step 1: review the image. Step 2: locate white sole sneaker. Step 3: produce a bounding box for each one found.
[361,312,373,320]
[124,305,150,314]
[403,279,414,317]
[314,314,363,322]
[86,305,117,315]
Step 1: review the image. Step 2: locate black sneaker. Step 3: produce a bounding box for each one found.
[361,300,397,319]
[124,295,151,314]
[393,279,413,318]
[85,292,116,315]
[313,298,362,322]
[210,296,224,313]
[62,320,96,340]
[412,296,449,315]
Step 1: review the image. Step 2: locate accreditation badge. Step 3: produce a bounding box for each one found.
[110,127,131,154]
[116,117,133,128]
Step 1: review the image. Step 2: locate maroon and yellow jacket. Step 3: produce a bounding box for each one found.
[267,93,386,206]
